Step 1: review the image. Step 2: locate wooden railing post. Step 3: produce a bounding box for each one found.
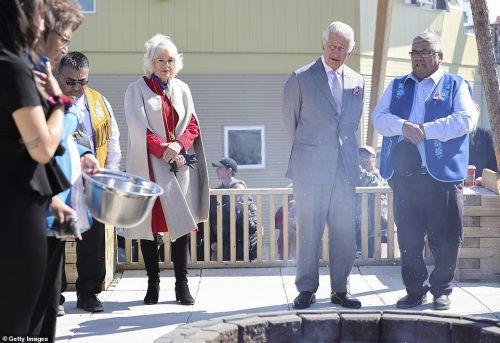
[361,193,369,260]
[216,194,223,262]
[282,193,289,261]
[243,196,249,262]
[387,192,395,260]
[269,195,276,262]
[374,193,382,260]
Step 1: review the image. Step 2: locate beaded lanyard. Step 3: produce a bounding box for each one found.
[152,81,175,142]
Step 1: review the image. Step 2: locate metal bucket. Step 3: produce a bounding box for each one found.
[83,170,164,227]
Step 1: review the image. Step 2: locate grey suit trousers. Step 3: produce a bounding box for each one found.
[294,160,356,293]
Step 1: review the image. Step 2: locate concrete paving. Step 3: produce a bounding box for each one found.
[55,266,500,342]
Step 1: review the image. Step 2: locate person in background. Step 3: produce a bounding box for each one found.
[373,31,478,310]
[209,158,258,261]
[469,126,498,186]
[56,51,121,313]
[275,184,296,260]
[0,0,66,335]
[26,1,89,339]
[283,21,364,310]
[354,146,388,259]
[124,34,209,306]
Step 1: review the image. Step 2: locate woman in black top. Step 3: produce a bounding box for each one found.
[0,0,67,336]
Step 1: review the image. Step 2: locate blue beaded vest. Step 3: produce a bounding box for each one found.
[379,73,470,182]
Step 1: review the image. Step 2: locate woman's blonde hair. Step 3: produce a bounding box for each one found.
[143,33,183,78]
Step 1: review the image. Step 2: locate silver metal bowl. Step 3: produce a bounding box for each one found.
[83,169,164,227]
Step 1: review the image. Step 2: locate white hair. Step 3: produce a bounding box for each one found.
[322,21,355,53]
[413,31,442,52]
[143,34,184,78]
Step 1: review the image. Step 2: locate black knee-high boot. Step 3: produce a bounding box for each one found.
[140,238,160,305]
[171,234,194,305]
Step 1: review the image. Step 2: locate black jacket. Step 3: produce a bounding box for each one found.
[209,180,257,260]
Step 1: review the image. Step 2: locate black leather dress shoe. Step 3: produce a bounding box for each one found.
[330,292,362,309]
[433,295,450,310]
[77,292,104,312]
[293,291,316,309]
[396,293,427,309]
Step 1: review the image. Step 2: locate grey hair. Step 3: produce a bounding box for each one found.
[322,21,355,53]
[143,34,183,78]
[413,31,442,52]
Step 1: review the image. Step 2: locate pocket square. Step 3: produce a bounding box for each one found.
[352,86,362,96]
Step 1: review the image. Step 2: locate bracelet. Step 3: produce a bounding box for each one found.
[48,94,74,113]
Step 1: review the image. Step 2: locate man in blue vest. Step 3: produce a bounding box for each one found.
[372,31,478,310]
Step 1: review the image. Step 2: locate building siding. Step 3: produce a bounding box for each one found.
[72,0,359,54]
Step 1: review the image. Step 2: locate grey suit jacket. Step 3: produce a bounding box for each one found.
[283,58,364,186]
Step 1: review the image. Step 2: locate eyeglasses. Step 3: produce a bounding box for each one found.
[55,31,71,46]
[65,78,88,86]
[409,50,437,57]
[155,58,175,66]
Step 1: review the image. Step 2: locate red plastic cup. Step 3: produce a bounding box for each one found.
[465,165,476,187]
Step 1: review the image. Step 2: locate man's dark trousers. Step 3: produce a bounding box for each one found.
[76,219,106,295]
[391,172,463,298]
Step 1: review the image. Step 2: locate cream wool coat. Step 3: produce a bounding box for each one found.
[123,77,209,241]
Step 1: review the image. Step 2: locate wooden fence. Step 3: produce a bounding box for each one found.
[116,186,433,270]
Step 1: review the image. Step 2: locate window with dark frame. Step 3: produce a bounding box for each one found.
[224,126,265,169]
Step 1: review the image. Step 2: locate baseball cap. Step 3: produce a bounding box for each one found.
[359,146,376,157]
[212,158,238,172]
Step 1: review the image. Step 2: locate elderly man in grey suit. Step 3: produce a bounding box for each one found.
[283,21,364,309]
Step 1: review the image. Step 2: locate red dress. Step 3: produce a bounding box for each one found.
[144,77,199,233]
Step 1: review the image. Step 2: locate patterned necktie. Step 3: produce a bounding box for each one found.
[331,70,343,114]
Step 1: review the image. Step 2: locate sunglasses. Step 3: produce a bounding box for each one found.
[65,79,89,86]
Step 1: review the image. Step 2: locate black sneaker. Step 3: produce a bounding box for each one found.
[433,295,451,310]
[396,293,427,309]
[77,293,104,312]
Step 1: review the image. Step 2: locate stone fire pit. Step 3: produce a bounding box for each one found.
[155,310,500,343]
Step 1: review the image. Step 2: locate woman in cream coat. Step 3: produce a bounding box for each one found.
[124,34,209,305]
